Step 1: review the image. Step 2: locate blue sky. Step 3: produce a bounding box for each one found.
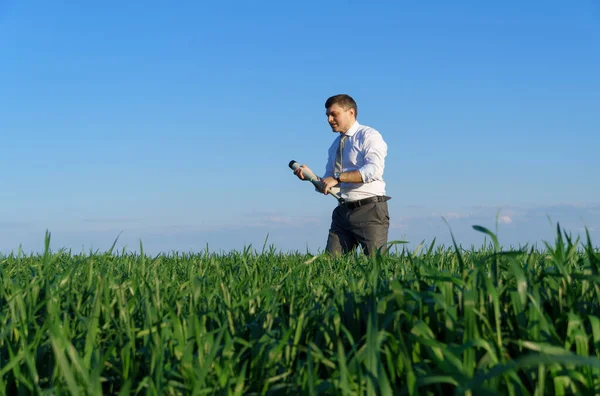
[1,1,599,255]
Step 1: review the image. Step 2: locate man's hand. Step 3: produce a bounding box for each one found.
[320,176,339,195]
[293,164,312,180]
[293,164,340,194]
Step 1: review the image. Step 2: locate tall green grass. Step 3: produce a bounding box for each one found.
[1,223,599,395]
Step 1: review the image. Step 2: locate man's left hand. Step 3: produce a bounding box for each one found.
[320,176,339,195]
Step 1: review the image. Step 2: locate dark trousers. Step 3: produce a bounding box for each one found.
[325,199,390,256]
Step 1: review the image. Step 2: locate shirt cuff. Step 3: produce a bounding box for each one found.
[358,166,372,183]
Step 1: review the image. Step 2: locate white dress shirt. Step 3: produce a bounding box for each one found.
[321,121,388,202]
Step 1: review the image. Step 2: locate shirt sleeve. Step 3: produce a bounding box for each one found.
[358,131,387,183]
[321,139,337,179]
[315,140,337,192]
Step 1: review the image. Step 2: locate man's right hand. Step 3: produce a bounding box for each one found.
[294,164,327,193]
[293,164,312,180]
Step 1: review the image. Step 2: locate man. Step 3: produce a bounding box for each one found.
[294,94,390,256]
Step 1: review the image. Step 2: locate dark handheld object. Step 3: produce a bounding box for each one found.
[288,160,341,200]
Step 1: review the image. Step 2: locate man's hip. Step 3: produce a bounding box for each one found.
[327,197,390,255]
[338,195,391,211]
[333,197,390,228]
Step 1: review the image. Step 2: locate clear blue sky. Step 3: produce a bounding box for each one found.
[1,1,599,254]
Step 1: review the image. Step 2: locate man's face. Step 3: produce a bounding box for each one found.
[326,104,355,133]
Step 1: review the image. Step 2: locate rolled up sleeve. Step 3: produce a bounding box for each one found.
[314,141,337,192]
[358,132,387,183]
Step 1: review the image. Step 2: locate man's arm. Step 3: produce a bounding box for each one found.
[357,131,387,183]
[314,141,337,193]
[320,169,362,195]
[335,131,387,184]
[338,170,363,183]
[322,140,336,180]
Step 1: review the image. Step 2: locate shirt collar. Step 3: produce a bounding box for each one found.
[342,120,359,137]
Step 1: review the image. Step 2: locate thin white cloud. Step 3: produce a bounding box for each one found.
[0,221,33,228]
[390,221,408,230]
[81,217,143,224]
[441,212,464,220]
[433,212,472,220]
[243,211,323,228]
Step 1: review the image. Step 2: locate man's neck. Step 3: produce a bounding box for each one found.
[341,120,358,135]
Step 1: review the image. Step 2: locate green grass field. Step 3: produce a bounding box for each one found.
[1,224,600,395]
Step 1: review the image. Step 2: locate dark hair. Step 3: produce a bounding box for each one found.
[325,94,358,118]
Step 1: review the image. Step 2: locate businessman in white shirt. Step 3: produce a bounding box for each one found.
[294,94,391,256]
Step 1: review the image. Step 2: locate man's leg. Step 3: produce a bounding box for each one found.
[326,206,358,256]
[349,201,390,256]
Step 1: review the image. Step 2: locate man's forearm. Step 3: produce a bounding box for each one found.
[339,170,363,183]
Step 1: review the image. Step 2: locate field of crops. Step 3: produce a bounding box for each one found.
[1,224,600,395]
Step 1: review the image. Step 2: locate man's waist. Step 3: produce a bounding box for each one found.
[339,195,391,210]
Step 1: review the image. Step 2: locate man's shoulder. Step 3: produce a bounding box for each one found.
[355,123,383,140]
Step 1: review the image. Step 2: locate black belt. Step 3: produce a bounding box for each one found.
[339,195,390,210]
